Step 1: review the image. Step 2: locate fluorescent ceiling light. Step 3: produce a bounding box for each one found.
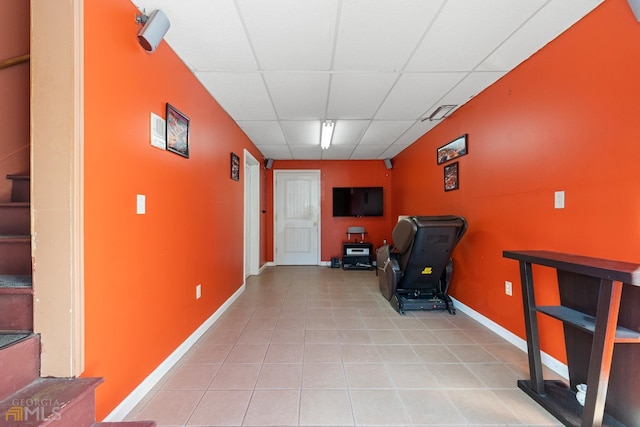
[321,120,334,149]
[426,105,457,121]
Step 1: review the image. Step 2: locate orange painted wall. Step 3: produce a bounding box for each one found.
[83,0,264,419]
[391,0,640,362]
[0,0,30,200]
[265,160,394,261]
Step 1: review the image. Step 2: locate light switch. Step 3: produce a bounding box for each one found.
[554,191,565,209]
[137,194,146,214]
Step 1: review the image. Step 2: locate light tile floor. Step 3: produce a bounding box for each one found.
[125,266,564,426]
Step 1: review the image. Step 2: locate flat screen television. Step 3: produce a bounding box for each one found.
[332,187,383,217]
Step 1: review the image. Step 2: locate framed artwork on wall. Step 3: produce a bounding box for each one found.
[166,103,189,158]
[444,162,459,191]
[231,152,240,181]
[437,134,467,165]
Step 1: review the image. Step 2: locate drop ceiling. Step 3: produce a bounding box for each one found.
[131,0,603,160]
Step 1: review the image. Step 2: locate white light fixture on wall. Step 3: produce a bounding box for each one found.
[136,10,171,53]
[425,104,457,121]
[321,120,334,149]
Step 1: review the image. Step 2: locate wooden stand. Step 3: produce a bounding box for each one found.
[503,250,640,427]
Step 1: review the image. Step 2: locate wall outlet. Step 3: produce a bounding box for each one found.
[136,194,146,215]
[505,281,513,296]
[554,191,565,209]
[196,284,201,299]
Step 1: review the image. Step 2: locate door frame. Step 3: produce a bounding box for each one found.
[273,169,321,265]
[244,149,260,277]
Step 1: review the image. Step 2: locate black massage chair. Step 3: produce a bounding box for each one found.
[377,215,467,315]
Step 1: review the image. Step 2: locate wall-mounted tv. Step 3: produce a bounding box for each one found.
[332,187,383,217]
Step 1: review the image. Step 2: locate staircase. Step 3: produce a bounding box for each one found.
[0,175,153,426]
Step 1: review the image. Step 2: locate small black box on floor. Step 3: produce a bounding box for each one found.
[330,257,341,268]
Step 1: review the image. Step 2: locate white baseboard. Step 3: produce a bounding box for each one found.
[450,297,569,380]
[103,283,246,421]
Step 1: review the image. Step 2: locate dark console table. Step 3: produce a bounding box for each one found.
[342,242,373,270]
[503,250,640,427]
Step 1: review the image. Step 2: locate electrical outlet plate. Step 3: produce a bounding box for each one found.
[136,194,146,215]
[554,191,565,209]
[196,284,201,299]
[505,281,513,296]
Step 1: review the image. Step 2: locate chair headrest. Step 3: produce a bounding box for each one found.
[392,218,418,254]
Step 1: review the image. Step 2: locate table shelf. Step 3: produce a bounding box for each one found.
[536,306,640,343]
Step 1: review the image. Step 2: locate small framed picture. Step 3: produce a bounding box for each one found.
[444,162,459,191]
[166,103,189,158]
[437,134,467,165]
[231,152,240,181]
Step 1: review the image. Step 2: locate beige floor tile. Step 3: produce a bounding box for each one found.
[340,344,381,364]
[126,266,563,426]
[225,344,268,363]
[350,389,410,426]
[303,343,342,363]
[265,343,304,363]
[344,364,394,389]
[160,363,220,390]
[299,389,354,426]
[447,389,522,424]
[243,389,300,426]
[255,363,303,389]
[186,390,252,426]
[302,363,347,388]
[208,363,261,390]
[397,389,467,425]
[130,390,204,426]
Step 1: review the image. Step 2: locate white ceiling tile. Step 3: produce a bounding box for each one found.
[327,73,399,118]
[281,121,321,146]
[321,146,356,159]
[477,0,605,71]
[350,145,389,159]
[333,0,445,71]
[264,73,330,119]
[407,0,547,72]
[149,0,257,71]
[443,71,507,106]
[196,72,276,120]
[358,121,415,145]
[375,72,467,120]
[135,0,602,160]
[289,146,324,159]
[332,120,370,146]
[236,121,286,145]
[259,145,293,159]
[237,0,339,70]
[380,143,412,159]
[392,120,439,146]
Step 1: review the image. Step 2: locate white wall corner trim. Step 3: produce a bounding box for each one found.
[450,297,569,380]
[103,283,246,422]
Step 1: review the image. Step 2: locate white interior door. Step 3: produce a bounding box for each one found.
[274,170,320,265]
[244,150,260,278]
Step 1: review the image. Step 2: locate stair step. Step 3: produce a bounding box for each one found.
[0,202,29,235]
[92,422,156,426]
[0,280,33,331]
[0,334,39,401]
[0,235,31,275]
[7,174,29,203]
[0,377,103,426]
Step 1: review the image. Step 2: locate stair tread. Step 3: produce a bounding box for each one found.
[92,423,156,426]
[0,202,29,207]
[0,332,31,349]
[0,377,104,425]
[0,274,32,288]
